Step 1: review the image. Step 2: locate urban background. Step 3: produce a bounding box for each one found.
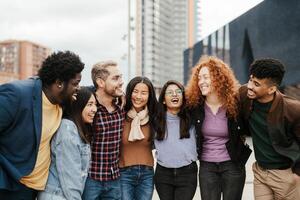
[1,0,299,99]
[1,1,299,199]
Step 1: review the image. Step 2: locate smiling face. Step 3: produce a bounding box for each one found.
[102,66,124,98]
[131,82,149,112]
[81,94,97,124]
[164,84,183,114]
[58,73,81,105]
[247,75,276,103]
[198,66,212,96]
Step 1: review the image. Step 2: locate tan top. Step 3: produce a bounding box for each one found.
[20,92,62,190]
[119,118,154,167]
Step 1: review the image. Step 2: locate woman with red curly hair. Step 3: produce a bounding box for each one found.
[185,55,252,200]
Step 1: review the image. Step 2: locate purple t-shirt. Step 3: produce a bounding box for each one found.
[201,103,230,162]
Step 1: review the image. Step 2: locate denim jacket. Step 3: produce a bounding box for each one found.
[38,119,91,200]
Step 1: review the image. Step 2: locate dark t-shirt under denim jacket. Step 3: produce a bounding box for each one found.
[38,119,91,200]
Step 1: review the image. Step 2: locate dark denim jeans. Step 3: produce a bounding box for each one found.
[120,165,154,200]
[154,162,198,200]
[0,184,38,200]
[82,177,121,200]
[199,160,245,200]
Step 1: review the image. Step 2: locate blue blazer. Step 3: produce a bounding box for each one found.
[0,77,42,190]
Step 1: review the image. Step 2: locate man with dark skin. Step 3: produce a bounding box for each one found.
[239,58,300,200]
[0,51,84,200]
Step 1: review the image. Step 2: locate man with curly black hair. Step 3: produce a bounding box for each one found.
[239,58,300,200]
[0,50,84,199]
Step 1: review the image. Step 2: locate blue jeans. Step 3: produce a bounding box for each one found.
[82,177,121,200]
[120,165,154,200]
[154,162,198,200]
[38,192,66,200]
[199,160,246,200]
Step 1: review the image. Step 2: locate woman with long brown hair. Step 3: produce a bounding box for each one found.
[185,56,251,200]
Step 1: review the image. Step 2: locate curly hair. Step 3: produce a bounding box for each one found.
[185,55,240,119]
[38,51,84,86]
[250,58,285,86]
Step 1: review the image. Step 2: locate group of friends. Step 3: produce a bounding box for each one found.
[0,51,300,200]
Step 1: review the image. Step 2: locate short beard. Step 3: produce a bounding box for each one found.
[105,88,122,98]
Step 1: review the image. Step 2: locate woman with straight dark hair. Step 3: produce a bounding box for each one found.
[154,80,198,200]
[119,76,158,200]
[185,55,251,200]
[38,87,97,200]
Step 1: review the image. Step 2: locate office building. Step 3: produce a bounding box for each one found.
[0,40,51,84]
[184,0,300,100]
[135,0,201,88]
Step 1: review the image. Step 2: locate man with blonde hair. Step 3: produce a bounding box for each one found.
[83,61,125,200]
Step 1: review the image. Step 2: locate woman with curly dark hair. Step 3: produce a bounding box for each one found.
[154,80,198,200]
[185,55,251,200]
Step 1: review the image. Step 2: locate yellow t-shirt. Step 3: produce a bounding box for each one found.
[20,92,62,190]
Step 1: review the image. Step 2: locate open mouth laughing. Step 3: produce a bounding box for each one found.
[170,98,180,104]
[72,93,77,101]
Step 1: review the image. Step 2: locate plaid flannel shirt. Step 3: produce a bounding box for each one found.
[88,102,125,181]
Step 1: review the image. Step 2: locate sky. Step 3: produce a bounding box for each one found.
[201,0,263,38]
[0,0,263,85]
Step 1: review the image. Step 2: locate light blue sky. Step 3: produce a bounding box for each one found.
[0,0,263,86]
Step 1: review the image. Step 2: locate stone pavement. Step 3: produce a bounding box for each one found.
[152,137,255,200]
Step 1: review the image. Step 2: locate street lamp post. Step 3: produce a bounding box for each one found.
[128,0,131,81]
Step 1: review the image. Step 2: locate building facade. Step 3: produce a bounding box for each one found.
[0,40,51,84]
[184,24,230,84]
[135,0,201,88]
[184,0,300,100]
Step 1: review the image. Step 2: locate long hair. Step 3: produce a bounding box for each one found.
[156,80,191,140]
[64,87,94,143]
[124,76,158,138]
[185,55,240,119]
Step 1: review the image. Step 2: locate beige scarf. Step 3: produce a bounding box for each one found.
[127,107,149,141]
